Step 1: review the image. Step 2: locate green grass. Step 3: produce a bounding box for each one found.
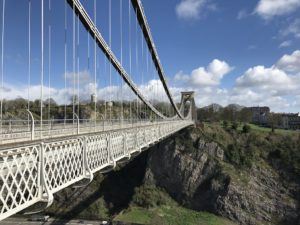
[246,123,298,135]
[231,122,298,135]
[114,206,237,225]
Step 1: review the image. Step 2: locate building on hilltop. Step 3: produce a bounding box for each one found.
[280,113,300,130]
[247,106,270,126]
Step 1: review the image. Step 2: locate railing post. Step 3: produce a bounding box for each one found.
[9,119,11,132]
[123,132,128,156]
[73,113,79,135]
[107,133,116,167]
[26,109,35,141]
[143,127,147,146]
[38,142,43,199]
[37,142,53,209]
[83,136,93,181]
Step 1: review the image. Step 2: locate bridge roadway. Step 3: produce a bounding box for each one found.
[0,119,193,221]
[0,119,176,145]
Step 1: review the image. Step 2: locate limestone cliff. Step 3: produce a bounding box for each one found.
[144,127,300,225]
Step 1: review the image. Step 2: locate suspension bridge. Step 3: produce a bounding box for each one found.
[0,0,196,221]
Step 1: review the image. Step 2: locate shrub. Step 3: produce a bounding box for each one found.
[222,120,228,129]
[242,124,251,133]
[132,185,173,208]
[225,143,254,169]
[231,122,238,130]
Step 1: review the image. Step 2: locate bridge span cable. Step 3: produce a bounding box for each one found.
[41,0,44,138]
[0,0,5,134]
[66,0,171,120]
[130,0,183,119]
[135,7,138,122]
[128,0,132,123]
[93,0,97,128]
[27,0,31,132]
[64,0,67,122]
[77,12,80,118]
[28,0,31,113]
[120,0,124,124]
[109,0,112,123]
[48,0,51,121]
[72,1,75,122]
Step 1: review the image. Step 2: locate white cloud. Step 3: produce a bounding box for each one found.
[175,0,214,20]
[175,59,233,87]
[276,50,300,73]
[231,50,300,111]
[0,78,177,108]
[173,51,300,112]
[237,10,248,20]
[2,51,300,114]
[279,40,292,48]
[64,69,92,85]
[280,18,300,39]
[255,0,300,19]
[235,65,298,96]
[248,45,257,50]
[1,83,70,105]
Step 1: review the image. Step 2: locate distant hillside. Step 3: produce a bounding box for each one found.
[202,103,223,112]
[227,103,245,111]
[201,103,245,112]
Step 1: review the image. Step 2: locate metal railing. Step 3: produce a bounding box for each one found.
[0,118,171,145]
[0,120,193,221]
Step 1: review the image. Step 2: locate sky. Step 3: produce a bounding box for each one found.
[1,0,300,113]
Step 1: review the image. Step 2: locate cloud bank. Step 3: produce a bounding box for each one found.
[255,0,300,19]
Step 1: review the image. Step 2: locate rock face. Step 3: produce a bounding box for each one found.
[144,128,300,225]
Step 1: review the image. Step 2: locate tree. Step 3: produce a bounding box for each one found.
[268,113,282,133]
[239,108,253,123]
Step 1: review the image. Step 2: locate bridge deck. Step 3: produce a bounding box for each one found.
[0,120,175,146]
[0,120,193,221]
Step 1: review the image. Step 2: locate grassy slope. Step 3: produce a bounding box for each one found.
[114,184,238,225]
[114,206,237,225]
[241,123,298,135]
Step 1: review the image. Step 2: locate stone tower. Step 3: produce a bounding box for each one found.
[179,91,197,121]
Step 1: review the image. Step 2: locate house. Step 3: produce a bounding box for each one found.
[280,113,300,130]
[248,106,270,126]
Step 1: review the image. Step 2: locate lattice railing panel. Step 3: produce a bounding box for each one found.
[126,131,137,153]
[44,140,84,193]
[137,129,145,148]
[0,120,193,221]
[86,134,110,173]
[110,133,125,161]
[0,145,40,219]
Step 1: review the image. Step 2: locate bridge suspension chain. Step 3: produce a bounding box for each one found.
[131,0,183,119]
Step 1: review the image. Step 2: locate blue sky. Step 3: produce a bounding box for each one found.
[1,0,300,112]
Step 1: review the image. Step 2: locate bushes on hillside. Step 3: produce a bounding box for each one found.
[132,185,174,208]
[222,120,229,129]
[242,124,251,133]
[225,144,254,169]
[231,122,239,130]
